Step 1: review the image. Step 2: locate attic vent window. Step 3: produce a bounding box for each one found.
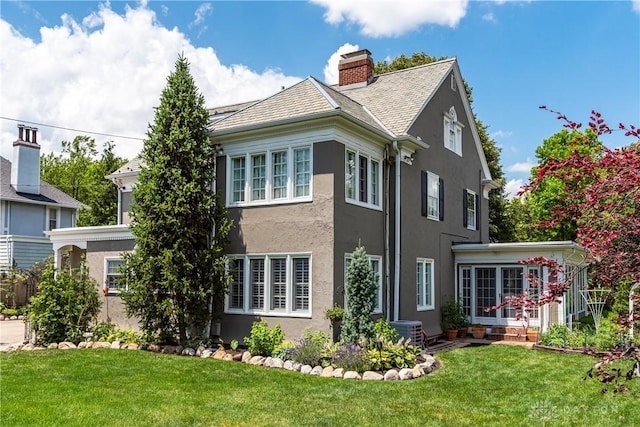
[444,106,463,156]
[451,74,457,92]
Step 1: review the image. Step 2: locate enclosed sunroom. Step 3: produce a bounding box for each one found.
[452,241,589,333]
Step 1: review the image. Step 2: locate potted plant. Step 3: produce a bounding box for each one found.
[471,324,487,339]
[324,305,345,324]
[527,326,540,342]
[457,318,469,338]
[442,299,464,340]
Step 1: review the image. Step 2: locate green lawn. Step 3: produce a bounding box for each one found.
[1,345,638,426]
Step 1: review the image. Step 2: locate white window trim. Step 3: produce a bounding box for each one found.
[224,253,312,318]
[345,148,382,211]
[46,207,61,231]
[344,253,383,315]
[104,257,125,294]
[417,258,435,311]
[444,106,463,156]
[466,189,477,231]
[427,171,440,221]
[226,145,313,207]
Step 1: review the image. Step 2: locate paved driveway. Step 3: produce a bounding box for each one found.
[0,320,28,348]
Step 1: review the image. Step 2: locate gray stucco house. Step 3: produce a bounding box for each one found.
[1,125,84,273]
[47,50,589,340]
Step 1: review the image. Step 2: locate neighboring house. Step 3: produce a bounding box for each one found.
[1,125,84,272]
[1,125,84,307]
[47,49,589,340]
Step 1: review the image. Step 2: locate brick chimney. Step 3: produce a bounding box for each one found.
[338,49,374,88]
[11,124,41,195]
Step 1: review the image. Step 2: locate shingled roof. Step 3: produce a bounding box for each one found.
[0,156,84,209]
[210,58,456,139]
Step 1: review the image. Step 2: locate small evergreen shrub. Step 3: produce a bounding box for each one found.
[341,244,378,344]
[244,320,284,356]
[332,343,372,372]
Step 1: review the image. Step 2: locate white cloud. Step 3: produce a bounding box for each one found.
[507,158,535,173]
[482,12,496,23]
[192,3,212,27]
[323,43,360,84]
[0,3,300,161]
[504,178,525,200]
[490,129,512,139]
[633,0,640,13]
[311,0,468,37]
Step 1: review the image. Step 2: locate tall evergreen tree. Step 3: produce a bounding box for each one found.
[340,244,378,344]
[122,55,232,344]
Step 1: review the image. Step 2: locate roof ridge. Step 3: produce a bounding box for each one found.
[211,78,307,128]
[374,57,456,78]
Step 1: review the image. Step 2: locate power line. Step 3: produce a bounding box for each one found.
[0,116,145,141]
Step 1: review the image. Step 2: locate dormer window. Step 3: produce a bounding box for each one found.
[444,106,463,156]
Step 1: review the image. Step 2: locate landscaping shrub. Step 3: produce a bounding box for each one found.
[331,343,372,372]
[272,341,295,360]
[373,319,399,342]
[289,330,330,366]
[2,308,20,317]
[341,244,378,344]
[540,324,569,348]
[592,318,623,351]
[27,261,101,345]
[92,321,117,341]
[244,320,284,356]
[368,337,421,371]
[91,322,153,344]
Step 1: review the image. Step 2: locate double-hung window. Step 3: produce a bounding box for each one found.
[421,171,444,221]
[251,154,266,201]
[463,189,477,230]
[345,148,381,210]
[226,254,311,316]
[417,258,435,310]
[228,146,312,206]
[344,254,383,314]
[104,258,125,293]
[444,106,462,156]
[272,151,288,199]
[47,207,58,231]
[231,157,246,203]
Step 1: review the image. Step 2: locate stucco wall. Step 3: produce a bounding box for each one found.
[221,141,336,341]
[86,239,137,330]
[395,71,488,334]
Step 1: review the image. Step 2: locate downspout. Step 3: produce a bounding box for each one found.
[393,141,401,322]
[384,147,391,321]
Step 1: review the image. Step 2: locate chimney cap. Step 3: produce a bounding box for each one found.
[340,49,372,60]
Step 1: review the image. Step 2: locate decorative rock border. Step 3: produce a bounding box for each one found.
[1,340,440,381]
[0,314,25,321]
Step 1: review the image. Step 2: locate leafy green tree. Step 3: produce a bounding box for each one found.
[517,128,604,241]
[121,54,232,345]
[27,259,101,345]
[341,244,378,344]
[375,52,513,241]
[40,136,126,226]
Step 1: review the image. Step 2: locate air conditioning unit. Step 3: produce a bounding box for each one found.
[390,320,422,348]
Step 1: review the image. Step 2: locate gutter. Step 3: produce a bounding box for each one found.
[392,140,401,322]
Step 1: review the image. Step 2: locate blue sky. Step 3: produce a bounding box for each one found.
[1,0,638,196]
